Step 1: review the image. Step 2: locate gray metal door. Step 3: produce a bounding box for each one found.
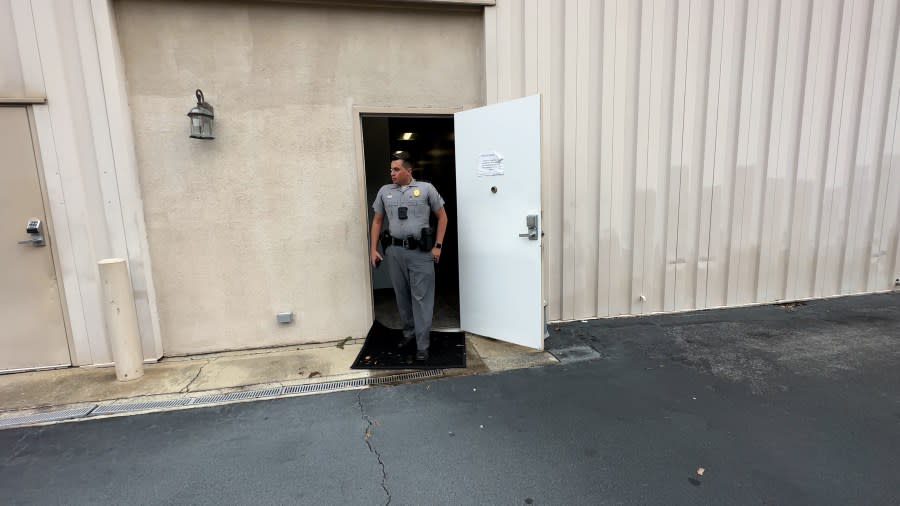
[0,107,70,371]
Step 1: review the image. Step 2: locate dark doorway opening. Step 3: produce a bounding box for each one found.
[362,115,460,330]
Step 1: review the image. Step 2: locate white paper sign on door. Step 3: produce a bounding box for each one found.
[478,151,504,176]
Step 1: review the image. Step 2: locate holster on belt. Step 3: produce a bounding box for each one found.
[419,227,435,251]
[380,230,391,251]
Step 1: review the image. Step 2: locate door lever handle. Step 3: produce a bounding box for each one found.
[519,214,539,240]
[17,235,45,247]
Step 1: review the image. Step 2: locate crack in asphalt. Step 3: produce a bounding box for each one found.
[357,390,390,505]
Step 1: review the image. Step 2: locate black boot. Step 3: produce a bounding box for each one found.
[397,334,414,349]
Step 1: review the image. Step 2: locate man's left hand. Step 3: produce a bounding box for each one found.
[431,247,441,264]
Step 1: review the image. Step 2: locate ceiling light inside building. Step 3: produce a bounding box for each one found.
[399,132,417,141]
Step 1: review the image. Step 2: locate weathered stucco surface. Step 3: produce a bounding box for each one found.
[115,0,484,354]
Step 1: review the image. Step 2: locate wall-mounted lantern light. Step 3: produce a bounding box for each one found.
[187,89,214,139]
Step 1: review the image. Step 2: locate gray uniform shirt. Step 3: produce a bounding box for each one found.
[373,180,445,239]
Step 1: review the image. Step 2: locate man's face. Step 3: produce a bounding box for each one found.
[390,160,412,185]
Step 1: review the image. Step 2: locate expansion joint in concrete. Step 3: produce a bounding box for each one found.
[181,359,214,393]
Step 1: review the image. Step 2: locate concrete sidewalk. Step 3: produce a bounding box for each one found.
[0,333,556,426]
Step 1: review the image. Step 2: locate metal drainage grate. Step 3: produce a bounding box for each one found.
[0,370,446,429]
[282,370,444,394]
[284,379,365,395]
[0,405,97,428]
[92,399,190,415]
[369,369,444,385]
[189,387,284,405]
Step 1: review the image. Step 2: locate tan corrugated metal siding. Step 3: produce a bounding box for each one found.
[485,0,900,321]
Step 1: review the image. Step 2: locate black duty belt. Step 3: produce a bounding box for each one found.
[390,237,420,249]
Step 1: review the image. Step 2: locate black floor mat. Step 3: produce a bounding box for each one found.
[351,320,466,370]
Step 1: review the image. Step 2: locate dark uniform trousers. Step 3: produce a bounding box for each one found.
[385,244,435,351]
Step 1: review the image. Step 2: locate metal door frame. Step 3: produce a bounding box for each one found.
[352,105,464,325]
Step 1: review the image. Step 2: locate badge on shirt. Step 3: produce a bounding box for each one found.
[413,189,421,197]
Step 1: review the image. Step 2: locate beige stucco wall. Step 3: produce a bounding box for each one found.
[115,0,484,355]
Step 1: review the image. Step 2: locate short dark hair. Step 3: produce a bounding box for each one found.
[391,151,414,169]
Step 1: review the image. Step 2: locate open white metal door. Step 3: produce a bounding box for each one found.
[454,95,543,349]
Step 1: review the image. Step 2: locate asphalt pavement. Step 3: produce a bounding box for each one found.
[2,292,898,505]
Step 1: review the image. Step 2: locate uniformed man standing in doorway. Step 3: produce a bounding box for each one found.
[370,152,448,361]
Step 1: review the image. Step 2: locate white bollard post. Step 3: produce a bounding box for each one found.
[98,258,144,381]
